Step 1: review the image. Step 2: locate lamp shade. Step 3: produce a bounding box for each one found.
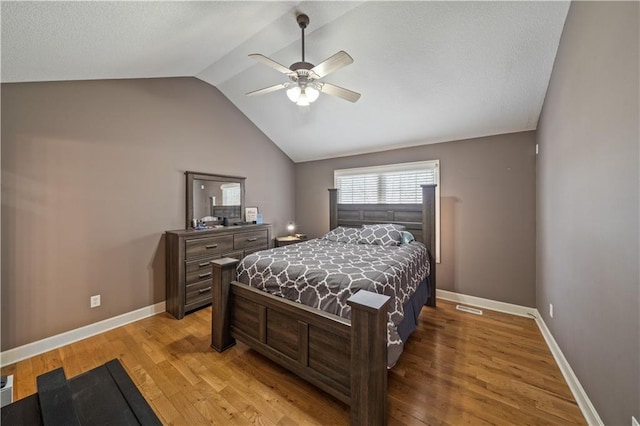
[305,86,319,103]
[297,91,310,106]
[286,86,301,102]
[287,85,320,106]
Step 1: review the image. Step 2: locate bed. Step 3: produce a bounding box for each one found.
[211,185,437,425]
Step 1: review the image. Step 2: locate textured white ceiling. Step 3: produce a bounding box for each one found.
[1,1,570,162]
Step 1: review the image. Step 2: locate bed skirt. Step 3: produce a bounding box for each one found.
[391,277,430,367]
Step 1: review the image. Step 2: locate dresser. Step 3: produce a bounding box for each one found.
[165,224,273,319]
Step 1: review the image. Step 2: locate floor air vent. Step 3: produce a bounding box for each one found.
[455,305,483,315]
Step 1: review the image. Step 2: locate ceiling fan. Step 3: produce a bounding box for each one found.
[246,13,360,107]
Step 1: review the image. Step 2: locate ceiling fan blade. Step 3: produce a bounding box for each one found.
[310,51,353,79]
[319,83,361,103]
[249,54,293,75]
[246,83,287,97]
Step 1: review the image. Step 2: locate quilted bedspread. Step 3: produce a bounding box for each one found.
[236,238,430,367]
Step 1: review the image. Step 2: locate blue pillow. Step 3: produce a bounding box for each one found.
[401,231,415,244]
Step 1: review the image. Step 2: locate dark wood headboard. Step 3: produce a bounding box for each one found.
[328,184,437,306]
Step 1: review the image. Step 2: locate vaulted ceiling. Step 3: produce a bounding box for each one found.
[1,1,570,162]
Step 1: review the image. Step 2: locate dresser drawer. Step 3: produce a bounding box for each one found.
[185,235,233,259]
[185,280,213,306]
[185,256,219,285]
[234,230,269,250]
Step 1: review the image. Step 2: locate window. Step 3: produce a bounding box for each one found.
[334,160,440,262]
[221,183,241,205]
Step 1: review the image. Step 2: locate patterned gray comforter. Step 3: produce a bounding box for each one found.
[236,238,430,367]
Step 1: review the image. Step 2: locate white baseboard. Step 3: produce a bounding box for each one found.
[436,290,602,425]
[436,289,537,318]
[0,301,166,367]
[534,314,604,426]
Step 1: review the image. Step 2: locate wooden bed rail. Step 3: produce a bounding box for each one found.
[211,257,239,352]
[211,258,390,426]
[347,290,390,425]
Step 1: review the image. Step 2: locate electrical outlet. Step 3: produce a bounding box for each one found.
[549,303,554,318]
[90,295,101,308]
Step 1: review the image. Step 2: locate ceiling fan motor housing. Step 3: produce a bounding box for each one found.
[289,61,314,71]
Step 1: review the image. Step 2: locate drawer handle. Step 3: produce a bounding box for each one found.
[199,272,212,279]
[246,238,258,242]
[198,261,210,267]
[198,287,212,294]
[205,244,218,249]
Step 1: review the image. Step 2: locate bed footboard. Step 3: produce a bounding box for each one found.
[211,258,390,425]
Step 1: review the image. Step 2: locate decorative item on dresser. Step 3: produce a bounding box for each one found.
[211,185,436,425]
[165,224,273,319]
[245,207,259,223]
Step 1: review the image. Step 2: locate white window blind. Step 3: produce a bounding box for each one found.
[221,184,241,206]
[334,161,438,204]
[334,160,440,263]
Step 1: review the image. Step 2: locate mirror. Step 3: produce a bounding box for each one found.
[185,171,245,228]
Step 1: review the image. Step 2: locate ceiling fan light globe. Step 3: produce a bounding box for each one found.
[305,86,320,103]
[286,86,301,102]
[296,92,310,106]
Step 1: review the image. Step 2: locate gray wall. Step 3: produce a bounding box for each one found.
[1,77,295,350]
[536,2,639,425]
[295,131,537,307]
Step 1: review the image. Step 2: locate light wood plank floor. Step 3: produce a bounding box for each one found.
[2,300,585,425]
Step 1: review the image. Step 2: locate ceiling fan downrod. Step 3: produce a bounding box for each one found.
[297,14,309,63]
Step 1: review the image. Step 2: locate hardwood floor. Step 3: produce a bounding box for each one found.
[1,300,585,425]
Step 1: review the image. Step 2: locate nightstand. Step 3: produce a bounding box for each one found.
[275,236,303,247]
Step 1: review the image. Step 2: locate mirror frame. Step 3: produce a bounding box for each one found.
[185,171,246,229]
